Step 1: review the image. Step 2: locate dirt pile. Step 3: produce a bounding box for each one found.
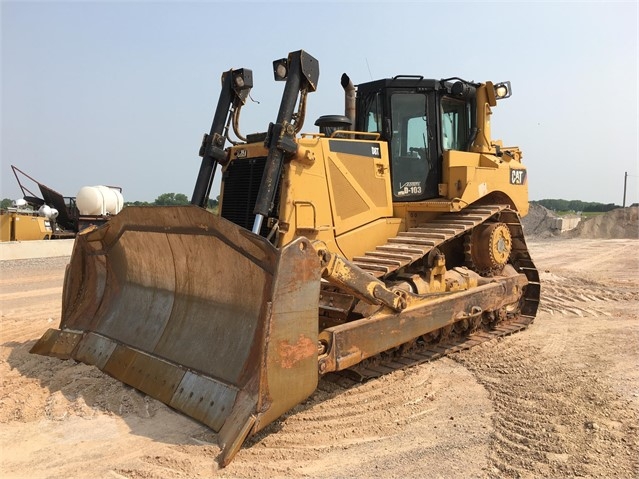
[521,203,561,238]
[522,205,638,240]
[567,206,638,239]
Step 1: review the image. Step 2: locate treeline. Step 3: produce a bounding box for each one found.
[533,199,619,213]
[125,193,219,208]
[1,193,219,210]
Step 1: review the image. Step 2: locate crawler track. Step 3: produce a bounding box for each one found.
[329,316,534,384]
[352,204,509,277]
[324,204,540,382]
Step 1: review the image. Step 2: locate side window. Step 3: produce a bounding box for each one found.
[364,93,382,133]
[441,98,469,151]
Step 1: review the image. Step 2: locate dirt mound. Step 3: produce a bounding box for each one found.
[521,203,561,238]
[522,205,638,240]
[566,207,638,239]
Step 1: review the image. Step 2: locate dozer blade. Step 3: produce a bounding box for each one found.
[31,205,321,465]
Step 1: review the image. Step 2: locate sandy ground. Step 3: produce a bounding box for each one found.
[1,238,638,479]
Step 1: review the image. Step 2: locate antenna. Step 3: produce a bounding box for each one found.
[365,57,374,80]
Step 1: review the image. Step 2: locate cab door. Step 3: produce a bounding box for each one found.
[388,92,439,201]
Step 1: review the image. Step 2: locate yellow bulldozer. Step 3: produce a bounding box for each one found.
[32,50,539,465]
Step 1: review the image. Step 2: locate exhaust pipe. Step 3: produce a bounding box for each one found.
[340,73,356,129]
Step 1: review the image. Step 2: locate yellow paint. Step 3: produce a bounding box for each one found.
[0,211,53,241]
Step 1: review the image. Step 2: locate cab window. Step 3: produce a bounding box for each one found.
[364,93,383,133]
[441,97,469,151]
[390,93,429,198]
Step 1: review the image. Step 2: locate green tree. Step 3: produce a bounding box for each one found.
[1,198,13,209]
[534,199,619,213]
[207,195,219,209]
[153,193,189,206]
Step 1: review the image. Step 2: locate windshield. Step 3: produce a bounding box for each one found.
[391,93,428,157]
[390,93,429,198]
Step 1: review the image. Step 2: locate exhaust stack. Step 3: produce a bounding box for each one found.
[341,73,356,129]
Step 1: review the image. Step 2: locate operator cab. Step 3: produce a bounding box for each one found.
[355,76,476,202]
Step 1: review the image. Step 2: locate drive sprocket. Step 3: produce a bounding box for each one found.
[465,222,512,274]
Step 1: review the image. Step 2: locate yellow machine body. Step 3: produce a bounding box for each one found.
[226,125,529,261]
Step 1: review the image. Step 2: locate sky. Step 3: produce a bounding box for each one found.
[2,1,638,206]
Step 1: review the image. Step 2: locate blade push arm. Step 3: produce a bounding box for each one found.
[251,50,319,233]
[191,68,253,208]
[314,242,407,312]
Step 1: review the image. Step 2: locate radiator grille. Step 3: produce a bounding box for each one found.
[220,156,280,237]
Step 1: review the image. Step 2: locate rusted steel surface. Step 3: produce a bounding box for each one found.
[326,316,534,383]
[318,272,527,372]
[31,205,321,465]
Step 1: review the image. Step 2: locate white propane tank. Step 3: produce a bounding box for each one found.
[38,204,51,218]
[13,198,27,208]
[38,205,59,219]
[76,186,124,216]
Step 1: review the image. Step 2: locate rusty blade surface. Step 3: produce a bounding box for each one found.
[31,205,321,465]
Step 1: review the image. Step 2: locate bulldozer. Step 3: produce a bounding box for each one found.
[32,50,539,465]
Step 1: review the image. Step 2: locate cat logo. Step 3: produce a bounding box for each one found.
[510,168,527,185]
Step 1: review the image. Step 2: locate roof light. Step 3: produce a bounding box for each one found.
[273,59,288,81]
[494,82,512,100]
